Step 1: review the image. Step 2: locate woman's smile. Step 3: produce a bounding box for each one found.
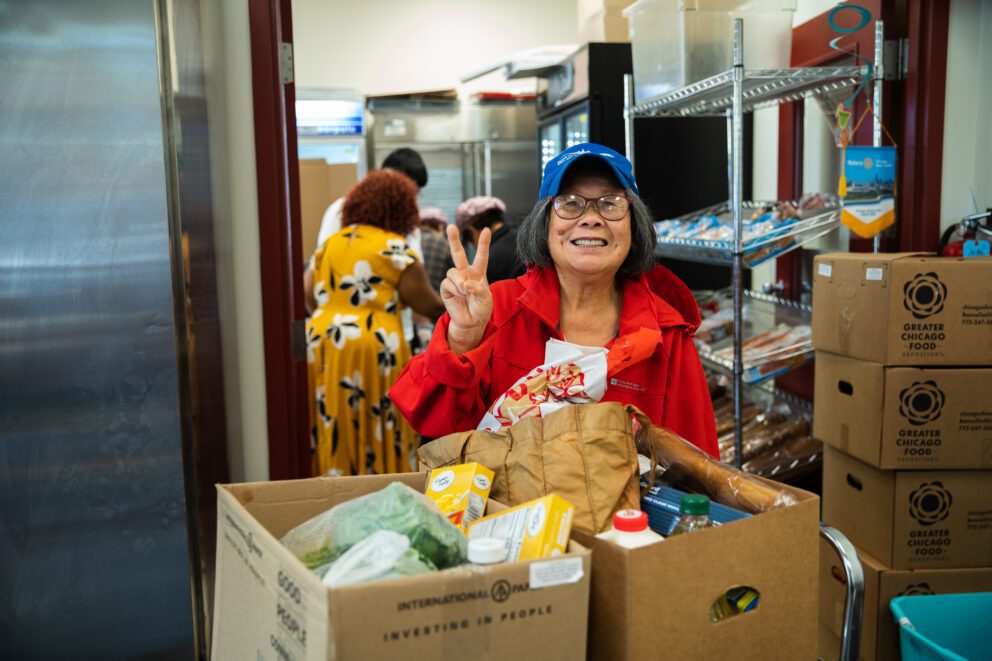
[570,236,609,248]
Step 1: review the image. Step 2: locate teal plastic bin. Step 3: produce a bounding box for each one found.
[890,593,992,661]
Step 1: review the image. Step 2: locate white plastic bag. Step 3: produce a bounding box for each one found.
[477,339,608,432]
[322,530,433,587]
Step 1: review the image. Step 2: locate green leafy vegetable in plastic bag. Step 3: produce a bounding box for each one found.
[281,482,467,575]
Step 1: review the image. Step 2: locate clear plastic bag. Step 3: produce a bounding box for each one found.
[280,482,468,576]
[321,530,435,587]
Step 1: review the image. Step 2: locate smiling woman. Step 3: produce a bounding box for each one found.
[390,143,719,457]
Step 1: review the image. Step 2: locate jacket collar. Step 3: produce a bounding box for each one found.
[514,266,691,336]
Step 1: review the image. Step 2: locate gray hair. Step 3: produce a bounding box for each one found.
[516,188,658,281]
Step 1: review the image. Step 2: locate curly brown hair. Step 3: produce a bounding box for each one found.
[340,169,419,236]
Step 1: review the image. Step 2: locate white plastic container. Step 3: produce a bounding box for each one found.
[595,509,665,548]
[468,537,509,565]
[624,0,796,103]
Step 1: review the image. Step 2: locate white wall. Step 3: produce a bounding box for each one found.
[940,0,992,232]
[291,0,578,95]
[199,0,270,483]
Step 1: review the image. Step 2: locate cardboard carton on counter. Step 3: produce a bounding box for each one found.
[822,446,992,570]
[576,478,820,661]
[814,351,992,469]
[211,473,591,661]
[818,539,992,661]
[812,252,992,366]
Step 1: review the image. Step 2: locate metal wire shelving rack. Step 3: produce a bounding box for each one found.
[624,19,885,472]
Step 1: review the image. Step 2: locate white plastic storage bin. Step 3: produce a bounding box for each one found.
[625,0,796,103]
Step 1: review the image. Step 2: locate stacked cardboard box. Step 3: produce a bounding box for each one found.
[811,252,992,659]
[577,0,636,43]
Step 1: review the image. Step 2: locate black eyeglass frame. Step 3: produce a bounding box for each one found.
[551,193,632,222]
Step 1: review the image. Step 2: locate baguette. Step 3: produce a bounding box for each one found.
[635,419,797,513]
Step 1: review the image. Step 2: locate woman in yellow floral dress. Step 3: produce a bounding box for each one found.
[307,170,444,475]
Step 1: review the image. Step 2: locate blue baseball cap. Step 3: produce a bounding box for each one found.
[539,142,639,199]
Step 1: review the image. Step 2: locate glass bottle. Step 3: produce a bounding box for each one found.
[669,494,713,536]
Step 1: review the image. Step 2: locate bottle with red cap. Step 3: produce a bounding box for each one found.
[595,509,664,548]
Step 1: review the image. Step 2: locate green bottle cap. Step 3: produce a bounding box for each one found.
[680,494,710,516]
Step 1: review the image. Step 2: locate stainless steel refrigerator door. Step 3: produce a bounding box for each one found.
[374,141,539,227]
[484,140,540,224]
[0,2,196,659]
[375,142,468,223]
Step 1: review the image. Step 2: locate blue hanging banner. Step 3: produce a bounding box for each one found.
[841,145,896,238]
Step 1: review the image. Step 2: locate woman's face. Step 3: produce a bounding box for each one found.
[547,173,631,282]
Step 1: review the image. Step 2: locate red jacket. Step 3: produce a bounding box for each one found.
[390,265,719,457]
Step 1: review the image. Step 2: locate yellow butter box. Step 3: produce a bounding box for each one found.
[467,494,575,561]
[426,463,494,530]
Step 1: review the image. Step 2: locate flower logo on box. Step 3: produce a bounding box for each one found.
[908,481,953,526]
[897,583,935,597]
[898,381,945,426]
[903,272,948,319]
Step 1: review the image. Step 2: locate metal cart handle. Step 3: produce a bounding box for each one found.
[820,524,865,661]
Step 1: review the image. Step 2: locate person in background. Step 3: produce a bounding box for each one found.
[304,148,429,323]
[454,195,525,283]
[313,148,429,255]
[390,143,718,456]
[417,207,455,292]
[307,170,444,477]
[411,208,455,354]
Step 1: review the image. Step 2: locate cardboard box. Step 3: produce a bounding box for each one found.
[818,539,992,660]
[579,9,630,43]
[298,159,358,261]
[468,494,574,561]
[426,463,494,530]
[577,0,637,24]
[812,252,992,366]
[576,480,820,660]
[822,446,992,570]
[814,351,992,469]
[211,473,591,660]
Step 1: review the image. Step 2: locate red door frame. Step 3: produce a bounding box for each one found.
[899,0,951,253]
[248,0,311,480]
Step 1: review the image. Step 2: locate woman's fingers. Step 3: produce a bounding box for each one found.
[439,277,459,302]
[446,224,469,270]
[444,267,467,296]
[463,279,488,298]
[471,227,492,275]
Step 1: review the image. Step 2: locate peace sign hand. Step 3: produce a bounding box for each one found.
[441,224,493,354]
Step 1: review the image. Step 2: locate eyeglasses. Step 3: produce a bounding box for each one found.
[552,193,631,222]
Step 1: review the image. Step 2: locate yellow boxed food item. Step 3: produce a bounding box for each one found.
[425,463,494,530]
[467,494,575,561]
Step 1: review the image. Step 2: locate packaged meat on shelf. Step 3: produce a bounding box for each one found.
[693,288,814,385]
[653,194,838,267]
[706,375,821,485]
